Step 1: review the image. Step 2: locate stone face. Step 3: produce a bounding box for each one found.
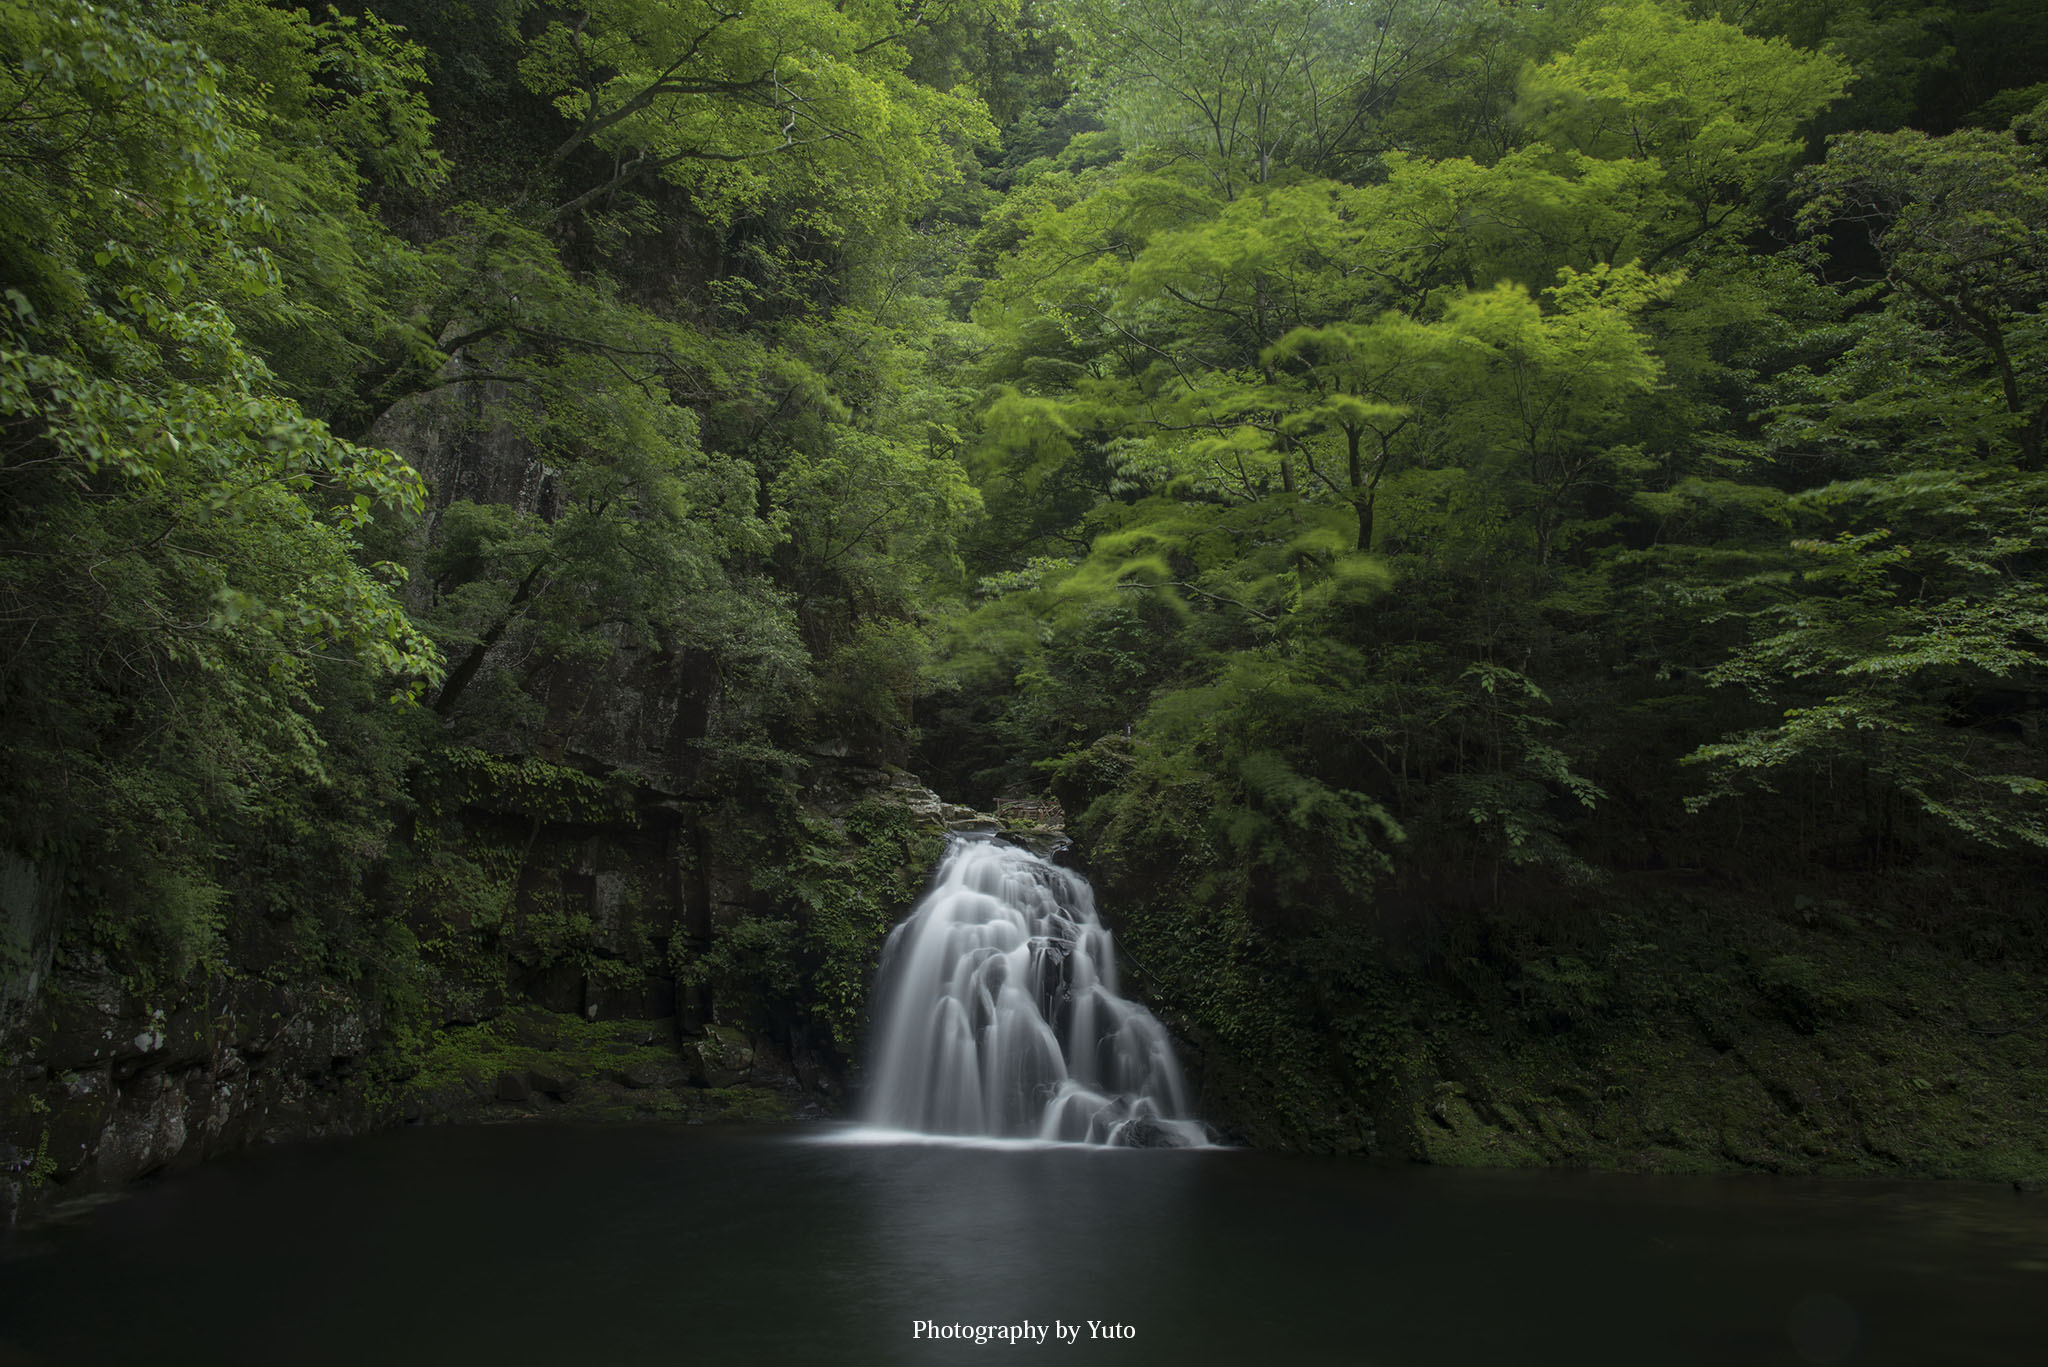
[44,1069,113,1174]
[527,1069,575,1099]
[792,1047,838,1098]
[0,854,61,1044]
[94,1071,190,1183]
[39,966,130,1073]
[617,1059,686,1090]
[685,1026,755,1089]
[582,972,678,1023]
[1116,1116,1193,1149]
[1,745,965,1225]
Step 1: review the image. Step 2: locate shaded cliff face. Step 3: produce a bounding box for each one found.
[3,964,379,1221]
[1087,848,2048,1188]
[0,374,946,1224]
[374,380,730,798]
[1,856,59,1061]
[0,759,955,1226]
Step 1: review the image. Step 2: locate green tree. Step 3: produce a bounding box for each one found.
[1523,0,1851,265]
[1055,0,1483,194]
[1680,112,2048,852]
[519,0,998,228]
[0,0,440,977]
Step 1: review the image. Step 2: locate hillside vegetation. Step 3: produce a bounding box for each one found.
[2,0,2044,1208]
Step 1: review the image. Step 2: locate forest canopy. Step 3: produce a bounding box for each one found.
[1,0,2043,1077]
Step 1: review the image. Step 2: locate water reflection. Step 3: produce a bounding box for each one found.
[828,1137,1203,1363]
[1,1125,2043,1366]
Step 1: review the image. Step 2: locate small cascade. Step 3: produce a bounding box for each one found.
[862,835,1209,1147]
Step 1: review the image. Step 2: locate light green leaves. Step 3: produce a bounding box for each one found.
[1798,120,2048,469]
[1,0,439,692]
[520,0,995,233]
[1526,0,1851,243]
[1056,0,1480,193]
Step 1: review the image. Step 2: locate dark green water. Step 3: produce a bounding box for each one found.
[2,1124,2043,1365]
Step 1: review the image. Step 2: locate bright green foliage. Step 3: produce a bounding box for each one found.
[940,5,1714,922]
[1686,470,2048,850]
[174,0,445,428]
[3,0,2044,1161]
[1796,117,2048,468]
[921,0,2045,1131]
[1674,115,2048,851]
[1055,0,1482,193]
[1441,265,1676,562]
[519,0,998,229]
[1525,1,1852,260]
[0,0,443,981]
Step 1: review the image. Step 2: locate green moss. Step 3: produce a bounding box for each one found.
[1412,1086,1547,1168]
[376,1007,683,1110]
[697,792,945,1051]
[1127,868,2048,1181]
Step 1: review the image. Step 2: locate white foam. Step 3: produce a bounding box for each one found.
[860,837,1212,1148]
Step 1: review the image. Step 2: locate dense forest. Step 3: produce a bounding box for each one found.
[3,0,2045,1210]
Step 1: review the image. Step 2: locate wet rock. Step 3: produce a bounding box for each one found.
[685,1026,754,1088]
[630,1021,679,1048]
[792,1047,839,1098]
[39,972,129,1072]
[893,783,945,827]
[617,1059,685,1090]
[411,1085,475,1124]
[323,1013,367,1064]
[519,962,586,1016]
[495,1071,531,1103]
[1047,844,1090,874]
[94,1071,188,1183]
[2,853,62,1041]
[162,1008,209,1066]
[527,1069,576,1100]
[583,972,677,1022]
[1115,1116,1182,1148]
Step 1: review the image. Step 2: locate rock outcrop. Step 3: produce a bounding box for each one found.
[0,761,961,1227]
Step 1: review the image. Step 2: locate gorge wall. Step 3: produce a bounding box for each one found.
[0,372,961,1227]
[0,756,961,1228]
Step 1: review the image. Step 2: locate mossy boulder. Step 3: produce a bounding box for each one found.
[685,1026,754,1089]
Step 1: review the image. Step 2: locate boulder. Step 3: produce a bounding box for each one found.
[527,1068,576,1100]
[616,1058,686,1090]
[1115,1115,1199,1149]
[685,1026,754,1088]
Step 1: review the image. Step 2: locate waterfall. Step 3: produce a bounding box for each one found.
[861,835,1209,1147]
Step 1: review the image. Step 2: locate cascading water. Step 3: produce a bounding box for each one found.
[862,835,1209,1147]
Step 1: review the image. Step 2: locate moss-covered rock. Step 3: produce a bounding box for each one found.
[384,1006,807,1128]
[1112,865,2048,1185]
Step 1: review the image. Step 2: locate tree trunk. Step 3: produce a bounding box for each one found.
[1347,426,1373,549]
[432,558,547,718]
